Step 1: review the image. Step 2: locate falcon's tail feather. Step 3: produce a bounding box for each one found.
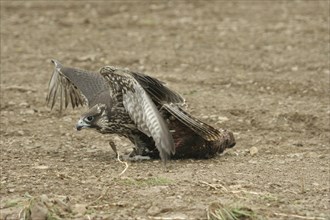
[162,104,225,142]
[161,104,235,158]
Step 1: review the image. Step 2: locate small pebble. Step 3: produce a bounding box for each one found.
[249,147,258,156]
[218,116,229,122]
[19,102,29,108]
[8,101,15,106]
[20,109,35,115]
[63,117,72,122]
[291,66,298,72]
[17,130,25,136]
[73,204,87,214]
[166,213,189,219]
[33,165,49,170]
[147,205,161,216]
[306,152,318,158]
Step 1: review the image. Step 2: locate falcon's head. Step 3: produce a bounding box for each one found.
[76,104,108,131]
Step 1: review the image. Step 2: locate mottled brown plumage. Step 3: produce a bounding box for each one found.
[47,60,235,161]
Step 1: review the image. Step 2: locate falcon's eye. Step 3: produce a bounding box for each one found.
[85,116,94,122]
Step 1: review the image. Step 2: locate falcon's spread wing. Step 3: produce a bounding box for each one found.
[100,67,176,161]
[47,60,110,110]
[130,71,185,104]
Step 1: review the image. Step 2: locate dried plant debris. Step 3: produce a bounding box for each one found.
[207,202,258,220]
[1,194,72,220]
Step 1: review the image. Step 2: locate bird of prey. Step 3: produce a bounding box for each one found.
[46,60,235,162]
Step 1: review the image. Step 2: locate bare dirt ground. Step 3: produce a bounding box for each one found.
[1,1,329,219]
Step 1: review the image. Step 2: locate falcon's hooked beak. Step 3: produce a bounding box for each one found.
[76,119,90,131]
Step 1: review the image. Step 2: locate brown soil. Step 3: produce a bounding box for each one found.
[1,1,329,219]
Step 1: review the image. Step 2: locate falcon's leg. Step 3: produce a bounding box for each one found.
[109,140,150,160]
[131,134,160,159]
[109,141,118,158]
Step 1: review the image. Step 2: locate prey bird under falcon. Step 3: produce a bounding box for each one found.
[46,60,235,162]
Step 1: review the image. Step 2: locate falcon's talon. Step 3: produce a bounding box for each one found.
[47,60,236,162]
[127,155,151,161]
[120,154,150,161]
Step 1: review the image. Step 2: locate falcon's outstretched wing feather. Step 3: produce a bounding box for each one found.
[130,71,185,104]
[98,66,184,104]
[100,67,176,161]
[47,60,110,110]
